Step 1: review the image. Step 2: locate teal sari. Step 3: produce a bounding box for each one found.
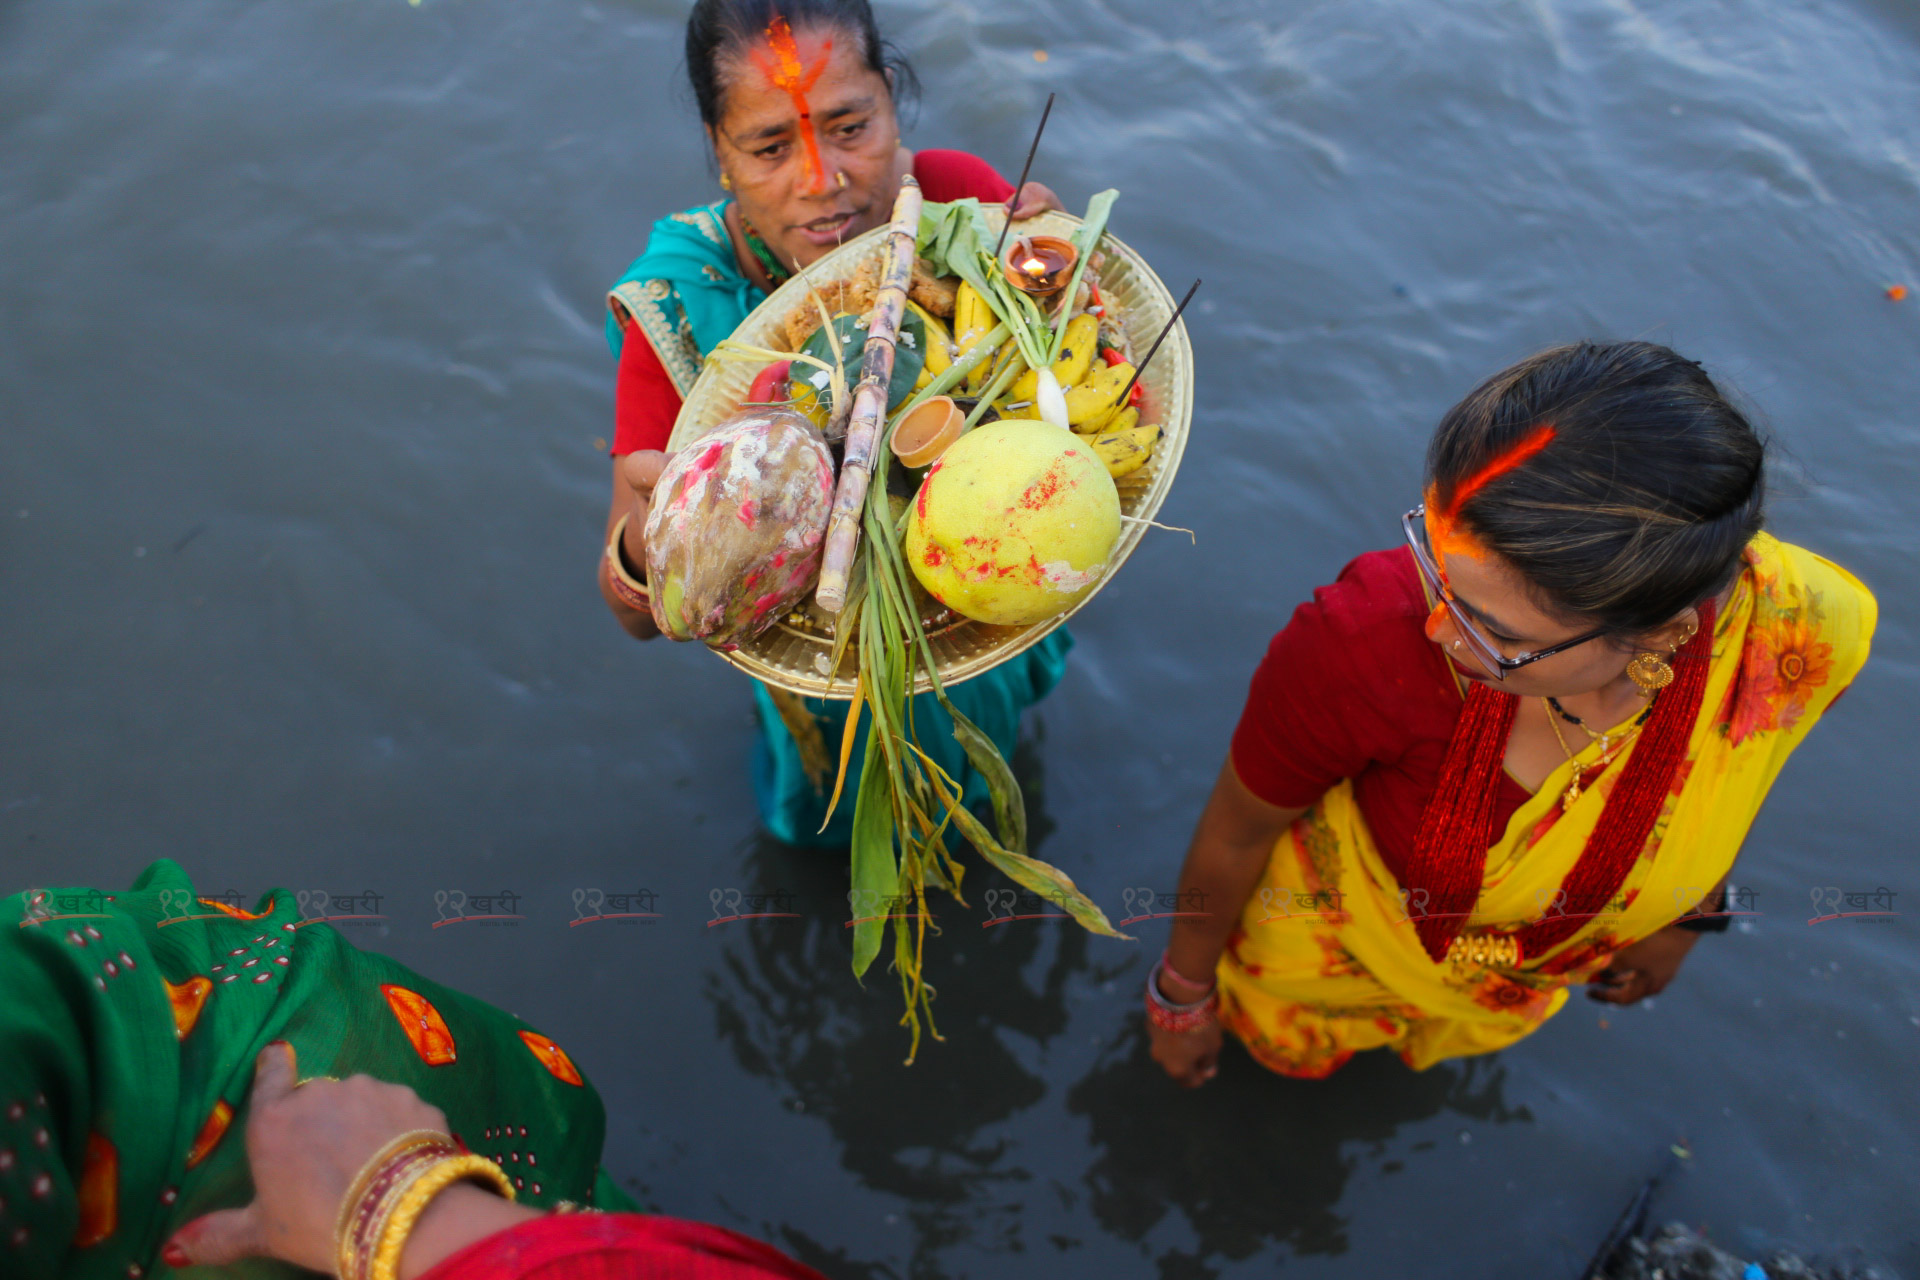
[608,202,1073,845]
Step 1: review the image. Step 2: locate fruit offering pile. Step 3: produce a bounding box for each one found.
[645,191,1168,1057]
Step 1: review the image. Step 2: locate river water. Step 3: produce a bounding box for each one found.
[3,0,1915,1275]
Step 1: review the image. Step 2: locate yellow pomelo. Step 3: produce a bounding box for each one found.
[905,419,1121,626]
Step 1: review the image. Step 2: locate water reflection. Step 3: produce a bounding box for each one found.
[709,827,1099,1257]
[1068,1034,1531,1267]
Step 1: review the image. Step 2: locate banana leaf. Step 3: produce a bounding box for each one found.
[942,700,1027,857]
[848,726,896,977]
[799,310,925,414]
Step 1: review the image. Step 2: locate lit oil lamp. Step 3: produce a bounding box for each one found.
[1002,234,1077,298]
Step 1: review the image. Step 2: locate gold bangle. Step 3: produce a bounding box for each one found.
[369,1154,517,1280]
[605,515,651,611]
[334,1130,454,1280]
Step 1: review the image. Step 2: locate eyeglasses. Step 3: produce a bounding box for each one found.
[1401,505,1609,680]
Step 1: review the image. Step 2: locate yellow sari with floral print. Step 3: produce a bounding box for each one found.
[1216,533,1876,1077]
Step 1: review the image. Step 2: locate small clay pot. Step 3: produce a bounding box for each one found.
[890,396,966,469]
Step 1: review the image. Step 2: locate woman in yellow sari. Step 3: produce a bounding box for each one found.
[1146,341,1876,1083]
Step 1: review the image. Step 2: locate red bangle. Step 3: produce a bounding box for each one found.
[1156,950,1215,999]
[1145,956,1218,1034]
[605,516,651,612]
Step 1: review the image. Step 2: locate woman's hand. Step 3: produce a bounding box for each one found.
[617,450,667,568]
[601,451,669,639]
[162,1043,538,1277]
[1008,181,1064,220]
[1586,926,1699,1004]
[1147,961,1225,1088]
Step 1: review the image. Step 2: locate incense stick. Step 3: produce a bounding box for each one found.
[1114,279,1200,407]
[992,92,1056,260]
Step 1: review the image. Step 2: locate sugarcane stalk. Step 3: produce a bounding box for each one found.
[816,175,924,613]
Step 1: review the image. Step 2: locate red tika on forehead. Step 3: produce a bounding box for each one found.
[749,17,833,191]
[1424,423,1556,565]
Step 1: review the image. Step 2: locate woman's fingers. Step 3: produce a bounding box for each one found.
[164,1206,265,1268]
[1148,1023,1221,1088]
[251,1040,299,1105]
[621,449,668,501]
[1586,967,1644,1004]
[1007,181,1064,220]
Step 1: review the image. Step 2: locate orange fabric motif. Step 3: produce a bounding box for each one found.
[186,1101,232,1169]
[749,17,833,191]
[518,1030,584,1086]
[197,897,272,921]
[382,984,457,1066]
[72,1132,118,1247]
[164,976,212,1040]
[1729,612,1835,746]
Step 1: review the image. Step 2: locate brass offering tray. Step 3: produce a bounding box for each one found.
[667,209,1193,699]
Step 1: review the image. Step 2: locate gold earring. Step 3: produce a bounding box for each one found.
[1626,650,1675,695]
[720,171,733,191]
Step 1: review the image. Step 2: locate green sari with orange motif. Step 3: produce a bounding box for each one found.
[0,860,634,1278]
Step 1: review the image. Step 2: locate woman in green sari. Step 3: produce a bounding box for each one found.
[1,862,622,1276]
[2,864,822,1278]
[596,0,1073,846]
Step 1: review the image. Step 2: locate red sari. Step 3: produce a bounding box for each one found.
[420,1214,826,1280]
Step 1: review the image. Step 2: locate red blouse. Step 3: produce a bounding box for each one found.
[612,149,1018,457]
[419,1213,826,1280]
[1228,547,1532,881]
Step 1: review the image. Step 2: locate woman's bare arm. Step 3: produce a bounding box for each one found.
[1149,757,1306,1086]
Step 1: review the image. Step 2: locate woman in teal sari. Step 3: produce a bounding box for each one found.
[596,0,1072,845]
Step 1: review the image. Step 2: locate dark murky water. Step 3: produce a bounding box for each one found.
[3,1,1916,1275]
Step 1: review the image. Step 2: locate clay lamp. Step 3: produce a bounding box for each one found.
[890,395,966,469]
[1002,235,1077,298]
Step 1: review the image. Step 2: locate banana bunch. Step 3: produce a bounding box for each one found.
[1084,417,1161,479]
[909,301,954,392]
[1005,313,1099,407]
[952,282,1163,480]
[1069,362,1160,480]
[953,283,997,394]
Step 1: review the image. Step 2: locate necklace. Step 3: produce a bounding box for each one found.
[1543,699,1648,808]
[732,205,792,288]
[1545,694,1655,753]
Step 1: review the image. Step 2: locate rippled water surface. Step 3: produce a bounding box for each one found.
[4,1,1916,1275]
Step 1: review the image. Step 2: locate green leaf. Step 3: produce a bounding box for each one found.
[798,311,926,414]
[849,727,896,978]
[1047,189,1118,364]
[943,702,1027,857]
[944,800,1129,941]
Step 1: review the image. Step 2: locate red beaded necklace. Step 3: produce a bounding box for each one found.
[1401,598,1717,964]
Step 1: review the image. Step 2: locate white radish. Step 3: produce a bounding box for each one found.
[1034,368,1070,430]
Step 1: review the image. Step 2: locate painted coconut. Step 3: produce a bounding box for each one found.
[644,408,836,646]
[904,419,1121,627]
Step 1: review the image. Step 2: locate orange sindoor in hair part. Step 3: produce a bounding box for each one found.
[1424,423,1557,568]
